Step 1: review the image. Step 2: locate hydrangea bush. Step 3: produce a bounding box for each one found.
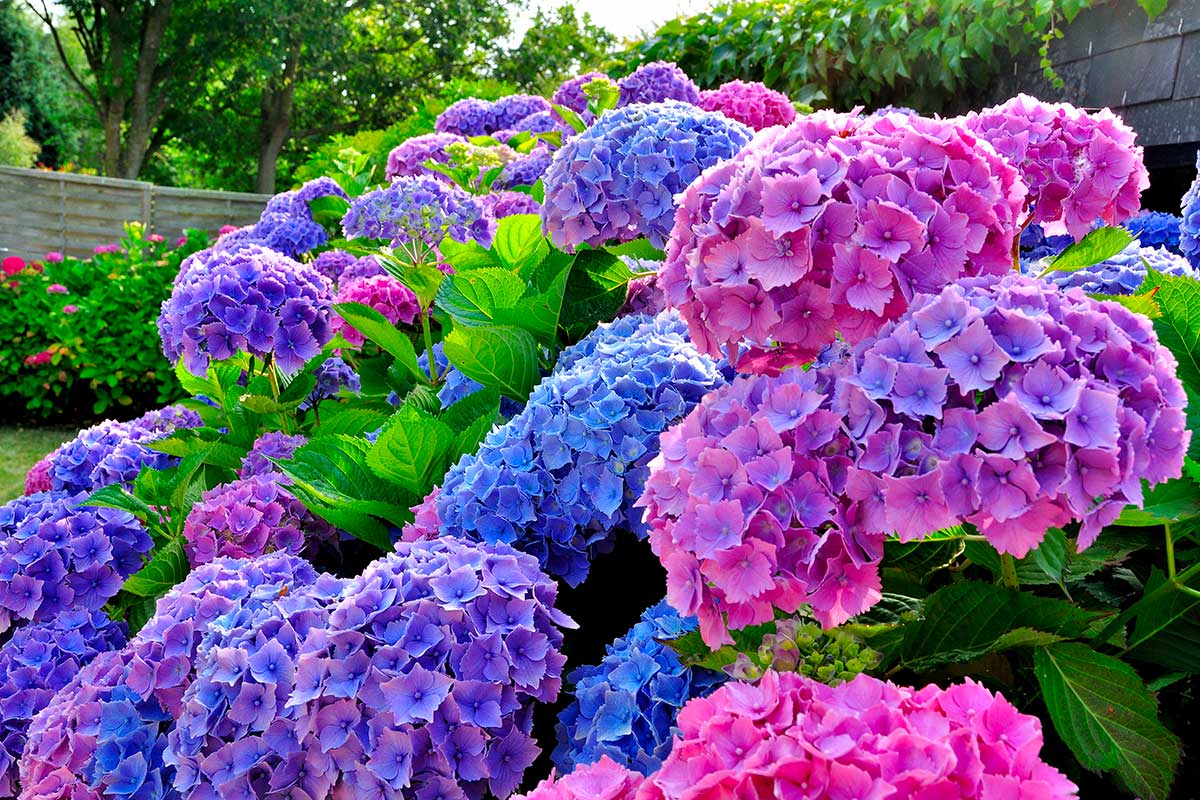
[617,62,700,107]
[697,80,796,130]
[541,102,752,250]
[331,274,421,347]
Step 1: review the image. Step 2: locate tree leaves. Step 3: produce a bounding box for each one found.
[1035,643,1181,800]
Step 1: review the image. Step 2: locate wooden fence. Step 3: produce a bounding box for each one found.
[0,167,271,261]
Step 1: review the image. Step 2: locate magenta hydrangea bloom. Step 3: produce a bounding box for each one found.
[617,61,700,107]
[492,94,554,130]
[0,610,127,796]
[276,538,574,799]
[516,756,644,800]
[386,132,467,181]
[964,94,1147,239]
[553,72,611,118]
[542,102,752,250]
[697,80,796,130]
[660,110,1026,371]
[159,244,334,375]
[435,97,497,137]
[22,457,52,495]
[332,274,421,348]
[634,671,1078,799]
[483,191,543,220]
[182,476,329,566]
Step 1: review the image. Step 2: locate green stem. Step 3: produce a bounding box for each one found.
[1165,522,1177,579]
[420,309,438,383]
[265,360,294,434]
[999,553,1019,589]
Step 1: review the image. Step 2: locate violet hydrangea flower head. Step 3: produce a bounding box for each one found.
[697,80,797,130]
[336,254,384,285]
[1122,210,1182,252]
[48,405,202,494]
[279,537,574,798]
[508,110,574,140]
[483,191,543,220]
[660,110,1026,372]
[516,756,644,800]
[0,610,127,796]
[635,671,1078,799]
[554,600,725,776]
[0,492,151,635]
[435,97,497,137]
[1030,242,1199,295]
[159,243,334,376]
[492,94,554,130]
[1181,151,1200,269]
[386,132,467,181]
[23,457,52,496]
[252,178,349,259]
[964,94,1147,239]
[495,149,553,190]
[331,274,421,348]
[311,249,358,282]
[541,102,753,250]
[619,257,667,317]
[553,71,610,117]
[303,355,360,410]
[240,431,307,479]
[341,175,496,250]
[436,312,728,585]
[617,61,700,107]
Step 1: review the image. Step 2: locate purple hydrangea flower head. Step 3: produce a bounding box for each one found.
[625,671,1078,799]
[303,355,360,410]
[553,72,610,117]
[311,249,358,281]
[697,80,796,130]
[250,179,348,259]
[436,311,727,585]
[23,457,52,496]
[48,405,202,494]
[386,132,467,181]
[18,554,322,800]
[342,176,496,250]
[510,111,573,139]
[1181,152,1200,269]
[619,257,667,317]
[159,244,334,376]
[435,98,497,137]
[483,191,543,220]
[240,431,307,479]
[337,254,384,285]
[495,150,553,191]
[332,274,421,348]
[274,538,573,798]
[0,610,127,796]
[295,177,349,205]
[1122,210,1182,252]
[660,110,1026,372]
[617,61,700,107]
[541,102,753,250]
[964,94,1147,239]
[0,492,151,635]
[492,94,554,130]
[211,225,262,255]
[1028,242,1199,294]
[554,601,725,776]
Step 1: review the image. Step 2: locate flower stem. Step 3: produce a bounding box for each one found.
[1165,522,1176,579]
[420,309,438,383]
[999,553,1019,589]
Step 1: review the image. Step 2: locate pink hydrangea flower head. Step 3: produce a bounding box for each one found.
[218,224,239,235]
[332,274,421,347]
[635,671,1078,800]
[92,244,120,255]
[964,94,1148,239]
[43,252,63,263]
[23,457,53,495]
[661,110,1026,372]
[147,233,165,243]
[45,284,67,295]
[61,304,78,314]
[515,756,645,800]
[400,486,442,543]
[697,80,797,130]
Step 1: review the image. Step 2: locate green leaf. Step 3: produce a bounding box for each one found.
[238,393,302,414]
[1090,290,1161,319]
[378,255,446,309]
[437,269,528,327]
[1030,527,1068,583]
[1045,227,1134,274]
[312,406,393,437]
[1124,567,1200,673]
[307,195,350,225]
[440,388,501,434]
[559,250,632,340]
[442,325,539,401]
[439,237,500,272]
[81,484,155,520]
[1136,0,1168,17]
[366,406,456,495]
[1142,269,1200,397]
[550,103,586,132]
[123,538,189,597]
[1114,478,1200,526]
[492,215,549,271]
[332,302,424,382]
[896,581,1100,671]
[603,239,667,261]
[1035,643,1180,799]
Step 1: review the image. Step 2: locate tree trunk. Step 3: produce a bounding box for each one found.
[118,0,174,178]
[254,41,301,195]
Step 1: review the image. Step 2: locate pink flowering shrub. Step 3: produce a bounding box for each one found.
[181,476,320,566]
[517,757,644,800]
[963,94,1147,239]
[697,80,796,130]
[660,110,1026,372]
[331,274,421,347]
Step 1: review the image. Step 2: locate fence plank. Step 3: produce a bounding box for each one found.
[0,167,271,261]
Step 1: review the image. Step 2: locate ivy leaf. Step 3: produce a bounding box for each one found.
[1035,643,1180,799]
[123,538,189,598]
[443,325,539,401]
[332,302,424,382]
[1044,226,1134,274]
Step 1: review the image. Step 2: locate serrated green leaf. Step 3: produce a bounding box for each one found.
[1091,290,1161,319]
[559,250,632,341]
[492,215,549,271]
[123,538,189,597]
[439,237,500,272]
[81,484,155,520]
[238,393,302,415]
[437,269,528,327]
[991,627,1067,650]
[1035,643,1180,799]
[1045,227,1134,273]
[1142,269,1200,394]
[366,406,456,495]
[1124,567,1200,673]
[312,406,393,438]
[332,302,424,382]
[1031,527,1068,583]
[443,325,539,401]
[603,240,667,261]
[1115,478,1200,526]
[440,388,500,434]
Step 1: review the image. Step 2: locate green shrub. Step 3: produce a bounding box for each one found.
[0,223,209,420]
[0,109,39,167]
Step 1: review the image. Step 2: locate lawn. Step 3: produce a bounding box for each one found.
[0,426,72,502]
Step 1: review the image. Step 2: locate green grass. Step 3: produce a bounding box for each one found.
[0,426,75,502]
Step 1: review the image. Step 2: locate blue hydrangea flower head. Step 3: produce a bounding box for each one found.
[1019,223,1074,263]
[251,178,348,259]
[541,102,752,250]
[303,355,360,411]
[1027,242,1200,294]
[1122,210,1182,252]
[1181,152,1200,269]
[553,600,725,776]
[617,61,700,106]
[342,175,496,250]
[435,311,728,585]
